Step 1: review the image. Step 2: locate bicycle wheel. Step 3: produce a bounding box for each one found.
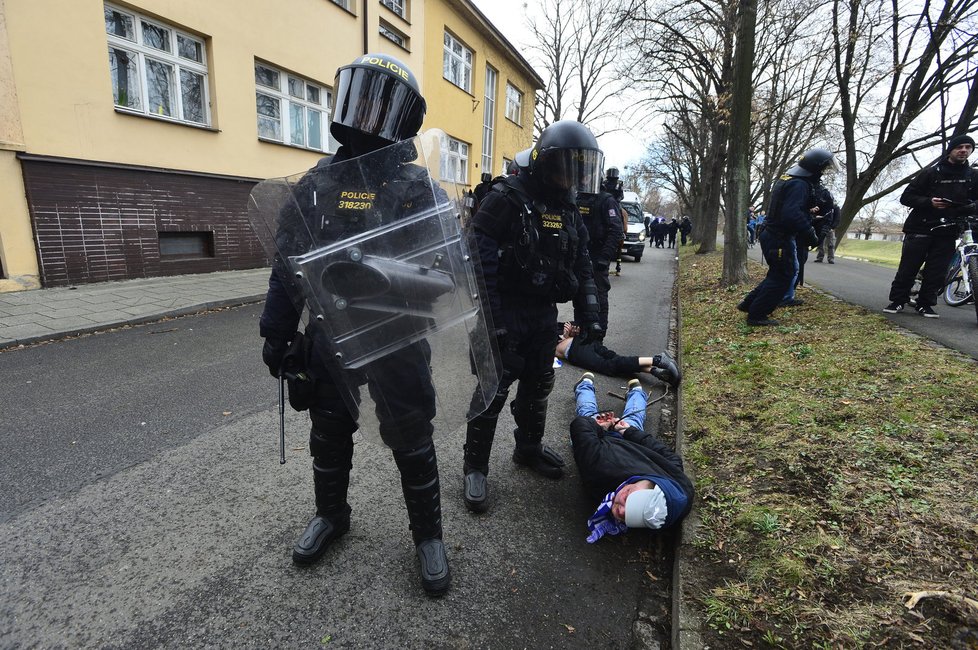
[969,255,978,326]
[943,273,971,306]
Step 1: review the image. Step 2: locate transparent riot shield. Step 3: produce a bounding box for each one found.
[248,131,500,447]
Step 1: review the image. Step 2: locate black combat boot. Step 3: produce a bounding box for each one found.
[393,442,451,596]
[462,414,497,513]
[293,454,353,565]
[512,428,565,479]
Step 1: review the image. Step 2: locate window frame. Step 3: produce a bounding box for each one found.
[442,31,473,93]
[482,65,498,175]
[505,82,523,124]
[440,134,469,184]
[379,20,408,49]
[380,0,407,19]
[104,3,211,127]
[254,61,338,153]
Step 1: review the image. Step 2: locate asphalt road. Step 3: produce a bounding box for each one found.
[0,244,677,649]
[748,244,978,360]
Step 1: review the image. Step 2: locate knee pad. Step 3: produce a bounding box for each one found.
[309,408,357,459]
[511,371,555,433]
[378,409,434,450]
[392,439,438,483]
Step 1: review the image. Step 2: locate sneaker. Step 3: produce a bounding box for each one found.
[916,305,939,318]
[813,258,823,263]
[575,372,595,390]
[627,378,641,391]
[746,317,779,326]
[882,302,904,313]
[828,260,835,264]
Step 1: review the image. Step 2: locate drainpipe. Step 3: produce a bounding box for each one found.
[362,0,369,54]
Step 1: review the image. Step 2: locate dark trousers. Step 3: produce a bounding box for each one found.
[741,230,797,320]
[593,266,611,334]
[680,231,689,245]
[888,234,957,308]
[566,339,641,376]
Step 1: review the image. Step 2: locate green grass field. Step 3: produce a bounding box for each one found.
[835,238,903,267]
[679,250,978,648]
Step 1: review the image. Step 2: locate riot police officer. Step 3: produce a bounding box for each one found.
[738,148,838,326]
[462,120,603,513]
[258,53,451,596]
[577,168,625,338]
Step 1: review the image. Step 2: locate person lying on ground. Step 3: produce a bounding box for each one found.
[555,322,681,387]
[570,373,694,543]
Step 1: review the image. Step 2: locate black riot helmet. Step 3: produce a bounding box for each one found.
[787,148,840,177]
[529,121,605,195]
[601,166,622,194]
[330,53,427,151]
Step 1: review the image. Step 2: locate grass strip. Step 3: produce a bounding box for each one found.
[679,249,978,648]
[835,239,903,268]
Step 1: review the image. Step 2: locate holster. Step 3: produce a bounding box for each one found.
[282,332,315,411]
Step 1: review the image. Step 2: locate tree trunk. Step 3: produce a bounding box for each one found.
[722,0,757,285]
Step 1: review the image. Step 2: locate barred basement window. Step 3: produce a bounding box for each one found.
[104,3,210,126]
[158,232,214,259]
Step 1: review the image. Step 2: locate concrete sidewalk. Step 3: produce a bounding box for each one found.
[0,268,270,350]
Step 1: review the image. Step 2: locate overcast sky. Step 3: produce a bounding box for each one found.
[470,0,650,170]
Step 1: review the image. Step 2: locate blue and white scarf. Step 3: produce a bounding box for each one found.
[585,478,632,544]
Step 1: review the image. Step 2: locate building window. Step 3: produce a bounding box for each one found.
[380,0,406,19]
[104,3,210,126]
[158,232,214,259]
[440,134,469,184]
[505,83,523,124]
[379,21,408,48]
[443,32,472,93]
[501,157,512,176]
[255,62,338,152]
[331,0,352,10]
[482,66,497,176]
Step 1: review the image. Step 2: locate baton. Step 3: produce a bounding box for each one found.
[278,372,286,464]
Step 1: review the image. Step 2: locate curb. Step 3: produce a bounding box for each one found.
[670,255,705,650]
[0,295,265,351]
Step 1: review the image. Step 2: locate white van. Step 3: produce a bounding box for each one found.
[618,191,646,261]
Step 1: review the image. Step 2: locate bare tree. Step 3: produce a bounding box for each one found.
[622,0,737,253]
[831,0,978,235]
[528,0,630,135]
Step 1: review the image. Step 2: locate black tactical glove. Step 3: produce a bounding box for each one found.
[262,337,290,378]
[650,352,682,388]
[800,226,819,250]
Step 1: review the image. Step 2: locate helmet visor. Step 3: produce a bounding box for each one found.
[332,66,426,144]
[535,149,605,194]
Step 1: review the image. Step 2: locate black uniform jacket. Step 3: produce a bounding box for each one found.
[900,160,978,235]
[570,416,694,515]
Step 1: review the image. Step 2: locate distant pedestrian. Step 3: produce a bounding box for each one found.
[814,201,841,264]
[667,218,679,249]
[679,216,692,246]
[883,134,978,318]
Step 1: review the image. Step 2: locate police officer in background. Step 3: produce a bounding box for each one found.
[462,120,603,513]
[577,167,625,339]
[259,54,451,596]
[737,148,839,326]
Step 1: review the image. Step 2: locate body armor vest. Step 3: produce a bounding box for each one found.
[494,177,581,302]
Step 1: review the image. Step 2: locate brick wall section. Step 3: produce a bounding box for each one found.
[21,159,267,287]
